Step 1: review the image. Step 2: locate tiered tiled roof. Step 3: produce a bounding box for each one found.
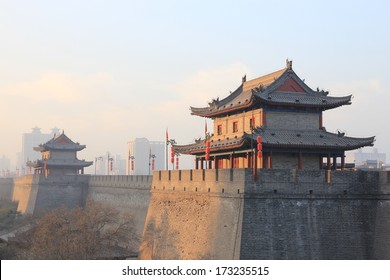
[256,92,351,109]
[173,136,247,155]
[30,159,93,168]
[248,128,375,151]
[174,128,374,155]
[34,132,86,152]
[190,61,351,117]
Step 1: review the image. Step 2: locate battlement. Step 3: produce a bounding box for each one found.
[89,175,152,189]
[152,169,245,194]
[152,169,390,196]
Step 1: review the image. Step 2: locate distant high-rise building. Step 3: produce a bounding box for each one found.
[354,148,386,165]
[93,152,126,175]
[126,138,164,175]
[0,155,11,177]
[21,127,60,170]
[354,148,386,170]
[113,154,126,175]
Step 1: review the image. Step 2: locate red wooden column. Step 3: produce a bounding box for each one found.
[341,155,345,170]
[195,158,199,170]
[200,159,204,170]
[214,156,218,169]
[268,152,273,169]
[208,159,212,169]
[261,111,266,126]
[327,154,331,170]
[298,152,302,170]
[230,154,234,169]
[333,156,337,170]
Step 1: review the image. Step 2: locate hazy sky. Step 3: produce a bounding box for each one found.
[1,0,389,169]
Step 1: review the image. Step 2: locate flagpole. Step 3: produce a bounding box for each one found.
[165,128,168,170]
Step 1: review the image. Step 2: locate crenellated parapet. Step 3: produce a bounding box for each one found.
[150,169,390,197]
[89,175,152,189]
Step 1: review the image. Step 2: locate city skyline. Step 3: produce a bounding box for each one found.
[1,1,389,170]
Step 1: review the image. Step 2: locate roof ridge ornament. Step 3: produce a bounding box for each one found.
[242,74,246,83]
[286,58,293,70]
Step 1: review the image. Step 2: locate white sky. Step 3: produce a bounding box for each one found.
[1,0,389,170]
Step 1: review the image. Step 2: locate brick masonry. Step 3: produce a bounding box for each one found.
[1,169,390,259]
[139,169,390,259]
[266,111,320,130]
[1,174,152,252]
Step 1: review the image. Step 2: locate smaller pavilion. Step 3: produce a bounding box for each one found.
[27,132,92,176]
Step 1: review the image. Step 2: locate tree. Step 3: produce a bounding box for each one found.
[16,201,138,259]
[0,201,20,231]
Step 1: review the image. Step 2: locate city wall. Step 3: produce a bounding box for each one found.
[0,174,152,251]
[139,169,390,259]
[0,178,14,201]
[140,169,246,259]
[12,175,89,215]
[87,175,152,240]
[2,169,390,259]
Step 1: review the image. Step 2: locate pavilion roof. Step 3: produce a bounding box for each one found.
[174,128,375,155]
[249,127,375,151]
[34,132,86,152]
[30,159,93,169]
[190,61,351,117]
[256,91,351,109]
[173,136,247,155]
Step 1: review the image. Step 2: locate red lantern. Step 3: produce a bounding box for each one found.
[131,160,134,171]
[152,159,155,170]
[176,157,179,170]
[205,141,210,160]
[171,147,175,164]
[257,136,262,158]
[110,161,113,171]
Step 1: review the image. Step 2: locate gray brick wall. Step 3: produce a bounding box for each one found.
[266,111,319,130]
[142,169,390,259]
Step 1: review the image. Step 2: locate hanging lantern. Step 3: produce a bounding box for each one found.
[152,159,155,170]
[205,141,210,160]
[257,136,263,158]
[176,156,179,170]
[131,160,134,171]
[171,147,175,164]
